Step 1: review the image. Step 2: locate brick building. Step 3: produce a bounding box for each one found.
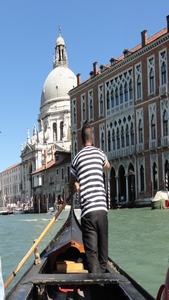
[69,16,169,208]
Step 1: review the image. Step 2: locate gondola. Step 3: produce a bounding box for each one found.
[6,204,155,300]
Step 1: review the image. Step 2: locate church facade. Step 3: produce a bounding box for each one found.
[69,16,169,208]
[21,33,77,212]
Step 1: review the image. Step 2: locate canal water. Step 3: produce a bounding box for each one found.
[0,207,169,297]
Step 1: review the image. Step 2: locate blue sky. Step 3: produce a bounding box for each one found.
[0,0,169,171]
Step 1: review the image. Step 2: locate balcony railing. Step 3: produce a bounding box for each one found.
[149,140,157,149]
[161,136,169,147]
[107,145,135,160]
[136,143,144,153]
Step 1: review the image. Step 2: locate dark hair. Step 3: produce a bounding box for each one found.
[81,121,93,145]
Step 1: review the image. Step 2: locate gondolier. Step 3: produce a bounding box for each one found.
[70,121,110,273]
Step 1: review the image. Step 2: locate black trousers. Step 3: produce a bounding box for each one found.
[81,210,108,273]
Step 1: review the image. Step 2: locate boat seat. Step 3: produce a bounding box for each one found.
[56,260,88,273]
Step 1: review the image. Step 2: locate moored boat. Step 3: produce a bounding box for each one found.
[6,204,155,300]
[0,208,13,215]
[151,191,169,209]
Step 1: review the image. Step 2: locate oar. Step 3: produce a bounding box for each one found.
[4,200,69,289]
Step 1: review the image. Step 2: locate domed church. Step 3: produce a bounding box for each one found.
[21,33,77,211]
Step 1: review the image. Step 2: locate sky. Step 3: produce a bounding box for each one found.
[0,0,169,171]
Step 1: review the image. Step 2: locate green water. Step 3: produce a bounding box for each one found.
[0,208,168,297]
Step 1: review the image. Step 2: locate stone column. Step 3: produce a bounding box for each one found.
[125,175,129,203]
[46,195,48,212]
[38,196,40,214]
[115,176,119,204]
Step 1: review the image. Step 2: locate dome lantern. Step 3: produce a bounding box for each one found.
[40,33,77,108]
[53,30,68,69]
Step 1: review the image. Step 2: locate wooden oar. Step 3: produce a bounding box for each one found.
[4,201,68,289]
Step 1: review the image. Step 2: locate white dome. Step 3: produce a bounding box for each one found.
[41,66,77,106]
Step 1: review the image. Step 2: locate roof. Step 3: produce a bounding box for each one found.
[31,156,70,175]
[0,162,21,174]
[69,27,168,92]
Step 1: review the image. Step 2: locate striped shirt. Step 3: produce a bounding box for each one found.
[71,145,108,217]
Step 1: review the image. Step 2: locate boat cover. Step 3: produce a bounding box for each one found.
[41,208,83,258]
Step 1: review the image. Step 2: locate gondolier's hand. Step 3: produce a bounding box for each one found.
[74,181,80,192]
[104,160,111,169]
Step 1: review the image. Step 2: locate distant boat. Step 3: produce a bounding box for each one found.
[151,191,169,209]
[13,208,24,214]
[0,208,13,215]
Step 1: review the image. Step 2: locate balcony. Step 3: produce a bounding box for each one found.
[107,145,135,160]
[149,140,157,149]
[136,143,144,153]
[159,84,168,97]
[161,136,169,147]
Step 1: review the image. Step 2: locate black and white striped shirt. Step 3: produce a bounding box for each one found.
[71,146,108,217]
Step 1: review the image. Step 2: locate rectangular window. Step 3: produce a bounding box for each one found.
[71,98,77,126]
[81,94,86,124]
[61,168,64,180]
[88,89,94,121]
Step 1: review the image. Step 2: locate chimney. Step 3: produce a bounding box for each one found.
[90,71,94,78]
[100,64,107,73]
[93,61,98,76]
[167,15,169,33]
[123,48,131,57]
[141,30,147,47]
[110,57,118,66]
[76,73,81,86]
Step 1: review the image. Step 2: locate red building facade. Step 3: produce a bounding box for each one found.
[69,16,169,207]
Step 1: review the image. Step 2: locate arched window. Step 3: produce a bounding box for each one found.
[124,82,128,102]
[108,130,111,152]
[115,87,119,106]
[120,84,123,104]
[149,68,155,94]
[140,165,144,192]
[138,119,143,143]
[53,123,57,142]
[111,89,114,108]
[107,90,110,110]
[153,162,158,191]
[101,131,105,151]
[130,122,134,145]
[60,121,64,140]
[126,124,129,146]
[112,129,116,150]
[74,141,77,155]
[137,75,142,99]
[161,61,167,85]
[151,115,156,140]
[99,93,104,116]
[129,79,133,100]
[163,110,168,137]
[121,126,125,148]
[117,128,120,149]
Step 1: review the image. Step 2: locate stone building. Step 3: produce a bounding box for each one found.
[0,163,22,206]
[69,16,169,208]
[32,148,70,213]
[21,33,77,211]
